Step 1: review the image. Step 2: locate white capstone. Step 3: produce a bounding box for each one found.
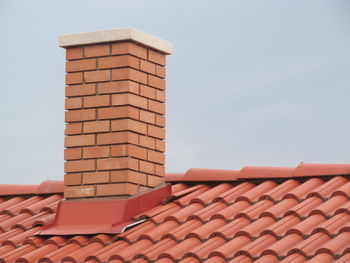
[58,27,173,54]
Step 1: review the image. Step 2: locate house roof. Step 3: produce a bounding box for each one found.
[0,163,349,263]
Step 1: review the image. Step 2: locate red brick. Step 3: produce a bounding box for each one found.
[83,146,110,159]
[65,109,96,122]
[110,170,147,185]
[111,93,147,109]
[66,47,83,60]
[139,110,155,124]
[148,50,166,66]
[148,125,165,139]
[65,97,82,110]
[97,157,138,170]
[148,100,165,114]
[148,175,164,187]
[66,59,97,72]
[65,84,96,97]
[148,75,165,90]
[139,186,152,193]
[98,55,139,69]
[82,171,110,184]
[64,40,169,197]
[139,135,155,149]
[97,131,138,145]
[64,173,82,185]
[65,123,83,135]
[155,139,165,152]
[98,106,139,120]
[155,90,165,102]
[147,149,164,164]
[96,183,138,196]
[155,114,165,127]
[83,95,110,108]
[97,81,139,95]
[64,134,95,147]
[155,164,165,177]
[111,68,128,81]
[84,70,110,83]
[111,144,147,160]
[64,148,82,160]
[140,85,156,99]
[84,44,110,58]
[64,185,95,198]
[66,72,83,85]
[111,68,147,84]
[83,120,110,133]
[111,42,147,59]
[156,65,165,78]
[140,60,156,74]
[111,119,147,134]
[64,159,95,173]
[139,160,155,174]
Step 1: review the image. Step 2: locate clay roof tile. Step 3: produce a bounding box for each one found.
[0,164,348,262]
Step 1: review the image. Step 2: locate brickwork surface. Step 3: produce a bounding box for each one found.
[64,42,167,198]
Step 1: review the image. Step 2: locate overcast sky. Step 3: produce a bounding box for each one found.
[0,0,349,184]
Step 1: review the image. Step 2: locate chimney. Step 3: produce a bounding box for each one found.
[59,28,172,199]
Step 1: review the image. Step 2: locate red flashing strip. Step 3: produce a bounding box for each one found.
[39,184,171,235]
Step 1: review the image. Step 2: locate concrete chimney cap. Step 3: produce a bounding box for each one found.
[58,27,173,54]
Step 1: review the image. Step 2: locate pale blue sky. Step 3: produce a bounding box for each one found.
[0,0,349,184]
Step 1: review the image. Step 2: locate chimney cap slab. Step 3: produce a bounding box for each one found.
[59,27,173,54]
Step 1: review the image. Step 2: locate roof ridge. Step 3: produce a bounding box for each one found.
[165,163,350,182]
[0,180,63,196]
[1,163,349,195]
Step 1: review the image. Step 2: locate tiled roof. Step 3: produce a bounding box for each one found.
[0,164,350,263]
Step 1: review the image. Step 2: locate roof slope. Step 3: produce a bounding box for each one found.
[0,164,350,263]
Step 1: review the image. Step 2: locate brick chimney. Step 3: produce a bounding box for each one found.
[59,28,172,199]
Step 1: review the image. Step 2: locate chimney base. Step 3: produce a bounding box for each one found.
[39,184,171,235]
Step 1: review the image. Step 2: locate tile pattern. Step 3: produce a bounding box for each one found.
[0,175,349,262]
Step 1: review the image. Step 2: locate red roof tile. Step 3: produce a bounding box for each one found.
[0,180,63,196]
[0,163,349,262]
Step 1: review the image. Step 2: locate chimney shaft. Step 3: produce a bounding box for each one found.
[60,28,172,199]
